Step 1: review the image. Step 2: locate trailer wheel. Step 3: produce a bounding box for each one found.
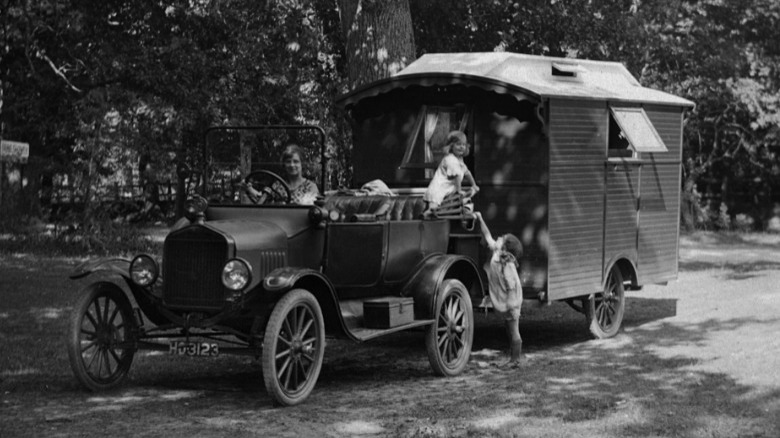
[262,289,325,407]
[425,279,474,376]
[585,266,625,339]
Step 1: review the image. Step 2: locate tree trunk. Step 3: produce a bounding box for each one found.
[338,0,416,91]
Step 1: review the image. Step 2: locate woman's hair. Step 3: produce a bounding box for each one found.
[501,234,523,261]
[282,144,304,161]
[444,130,470,156]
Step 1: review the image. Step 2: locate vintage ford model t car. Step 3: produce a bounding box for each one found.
[67,124,483,406]
[67,52,693,406]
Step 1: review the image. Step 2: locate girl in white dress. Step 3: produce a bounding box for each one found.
[422,130,479,217]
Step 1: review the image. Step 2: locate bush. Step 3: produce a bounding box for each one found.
[0,212,161,256]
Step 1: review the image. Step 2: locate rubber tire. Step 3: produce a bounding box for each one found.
[585,266,626,339]
[67,282,136,391]
[425,279,474,376]
[262,289,325,406]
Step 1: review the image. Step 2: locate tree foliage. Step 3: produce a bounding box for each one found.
[1,0,778,230]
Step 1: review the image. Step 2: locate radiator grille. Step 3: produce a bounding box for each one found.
[163,226,229,310]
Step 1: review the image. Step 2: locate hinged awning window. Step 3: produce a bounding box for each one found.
[610,107,667,153]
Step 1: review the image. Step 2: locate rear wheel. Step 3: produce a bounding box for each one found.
[262,289,325,406]
[585,266,626,339]
[425,279,474,376]
[67,282,136,391]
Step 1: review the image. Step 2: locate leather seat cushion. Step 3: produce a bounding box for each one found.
[322,195,426,221]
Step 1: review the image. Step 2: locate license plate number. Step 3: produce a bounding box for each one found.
[168,341,219,357]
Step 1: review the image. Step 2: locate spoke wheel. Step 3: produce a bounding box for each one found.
[262,289,325,406]
[585,266,626,339]
[67,282,136,391]
[425,279,473,376]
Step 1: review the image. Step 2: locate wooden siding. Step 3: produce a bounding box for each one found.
[547,99,606,300]
[644,105,684,161]
[638,106,683,284]
[605,165,639,269]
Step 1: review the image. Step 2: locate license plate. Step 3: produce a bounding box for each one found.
[168,341,219,357]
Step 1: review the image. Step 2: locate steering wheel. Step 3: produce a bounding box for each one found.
[243,170,292,204]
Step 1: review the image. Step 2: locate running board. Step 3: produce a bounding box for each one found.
[349,319,434,341]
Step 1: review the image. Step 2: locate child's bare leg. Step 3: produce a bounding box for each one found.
[505,317,522,362]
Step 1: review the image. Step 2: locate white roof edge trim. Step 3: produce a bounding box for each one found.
[610,107,668,153]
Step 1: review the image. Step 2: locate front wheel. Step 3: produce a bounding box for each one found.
[585,266,626,339]
[67,282,137,391]
[262,289,325,406]
[425,279,474,376]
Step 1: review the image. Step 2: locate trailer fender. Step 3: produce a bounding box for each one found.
[402,254,483,320]
[263,267,349,339]
[604,254,638,290]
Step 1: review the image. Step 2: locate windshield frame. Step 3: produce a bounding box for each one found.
[200,125,328,203]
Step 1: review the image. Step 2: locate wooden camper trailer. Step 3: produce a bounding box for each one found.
[337,52,694,338]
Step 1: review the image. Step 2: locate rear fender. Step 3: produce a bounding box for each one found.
[263,267,349,339]
[402,254,483,320]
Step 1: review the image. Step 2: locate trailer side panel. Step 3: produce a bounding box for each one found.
[637,106,684,284]
[547,99,606,300]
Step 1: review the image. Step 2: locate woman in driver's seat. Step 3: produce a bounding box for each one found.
[245,144,320,205]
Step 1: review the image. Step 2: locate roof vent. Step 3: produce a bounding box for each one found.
[551,62,587,78]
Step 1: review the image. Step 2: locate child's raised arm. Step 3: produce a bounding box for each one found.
[474,212,496,248]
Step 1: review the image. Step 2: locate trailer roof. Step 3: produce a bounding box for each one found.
[338,52,695,109]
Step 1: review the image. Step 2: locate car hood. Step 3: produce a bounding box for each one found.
[204,219,287,254]
[202,220,288,290]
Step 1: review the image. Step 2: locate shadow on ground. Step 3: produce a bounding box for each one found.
[2,253,778,437]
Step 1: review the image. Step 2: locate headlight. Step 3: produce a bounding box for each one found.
[221,258,252,291]
[130,255,159,287]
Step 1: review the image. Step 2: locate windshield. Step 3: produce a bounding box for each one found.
[200,126,326,205]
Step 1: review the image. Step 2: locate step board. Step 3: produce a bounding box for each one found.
[350,319,434,341]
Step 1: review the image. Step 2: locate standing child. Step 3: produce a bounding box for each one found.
[474,211,524,363]
[422,130,479,218]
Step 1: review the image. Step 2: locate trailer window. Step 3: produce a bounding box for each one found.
[609,107,667,156]
[400,105,471,177]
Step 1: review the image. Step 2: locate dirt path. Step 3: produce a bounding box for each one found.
[1,233,779,437]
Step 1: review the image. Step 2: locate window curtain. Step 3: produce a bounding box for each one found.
[424,110,439,178]
[400,106,427,165]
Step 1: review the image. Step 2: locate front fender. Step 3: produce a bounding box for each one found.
[402,254,483,320]
[69,257,171,326]
[70,257,131,280]
[263,267,350,339]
